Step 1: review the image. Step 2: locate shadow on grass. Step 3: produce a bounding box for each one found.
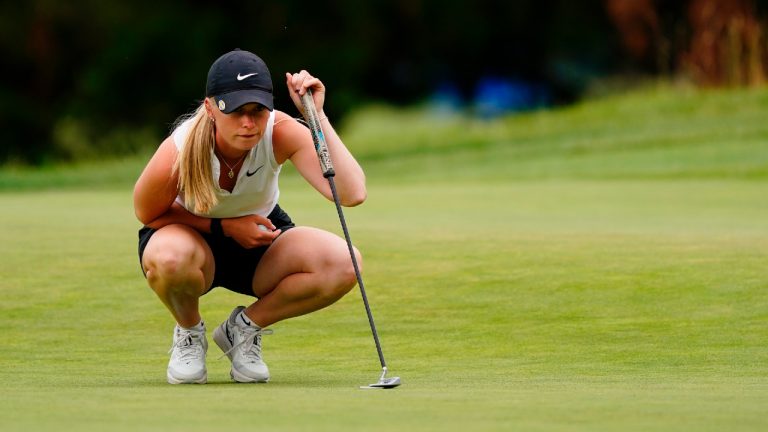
[127,375,369,389]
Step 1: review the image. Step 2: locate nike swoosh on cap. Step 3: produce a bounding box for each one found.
[237,72,259,81]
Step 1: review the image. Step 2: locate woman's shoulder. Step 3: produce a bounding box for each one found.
[273,110,294,124]
[272,110,305,142]
[271,110,308,163]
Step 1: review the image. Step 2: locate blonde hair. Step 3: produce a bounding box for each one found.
[173,101,217,214]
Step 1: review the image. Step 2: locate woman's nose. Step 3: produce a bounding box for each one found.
[241,114,255,128]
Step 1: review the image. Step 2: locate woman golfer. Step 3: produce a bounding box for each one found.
[133,49,366,384]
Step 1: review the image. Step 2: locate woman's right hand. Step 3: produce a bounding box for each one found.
[221,215,281,248]
[285,70,325,117]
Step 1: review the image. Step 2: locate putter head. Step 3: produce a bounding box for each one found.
[360,376,401,389]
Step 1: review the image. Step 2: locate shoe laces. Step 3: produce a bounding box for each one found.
[219,326,273,362]
[169,328,205,362]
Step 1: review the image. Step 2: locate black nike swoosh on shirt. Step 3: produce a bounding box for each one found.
[245,165,264,177]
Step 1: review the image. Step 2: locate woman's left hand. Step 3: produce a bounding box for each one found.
[285,70,325,116]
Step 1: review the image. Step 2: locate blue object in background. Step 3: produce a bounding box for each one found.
[473,76,551,118]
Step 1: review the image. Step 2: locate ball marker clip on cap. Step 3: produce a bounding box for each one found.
[206,49,274,113]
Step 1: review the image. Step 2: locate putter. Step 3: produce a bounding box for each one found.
[300,90,401,390]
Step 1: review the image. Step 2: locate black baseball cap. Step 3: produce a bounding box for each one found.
[205,49,273,113]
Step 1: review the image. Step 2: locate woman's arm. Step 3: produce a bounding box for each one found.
[274,72,367,207]
[145,200,279,249]
[134,136,215,233]
[134,137,279,247]
[133,137,280,248]
[133,137,180,225]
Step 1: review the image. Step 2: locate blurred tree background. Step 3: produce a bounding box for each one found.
[1,0,767,165]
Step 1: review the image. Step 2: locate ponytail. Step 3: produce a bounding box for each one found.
[173,102,217,214]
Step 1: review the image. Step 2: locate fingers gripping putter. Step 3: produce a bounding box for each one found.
[300,91,401,389]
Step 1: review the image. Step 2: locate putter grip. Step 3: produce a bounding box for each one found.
[300,90,335,177]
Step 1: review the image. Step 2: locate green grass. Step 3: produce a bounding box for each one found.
[2,83,768,191]
[340,83,768,181]
[1,85,767,431]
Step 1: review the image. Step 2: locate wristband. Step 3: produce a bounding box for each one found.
[210,218,224,237]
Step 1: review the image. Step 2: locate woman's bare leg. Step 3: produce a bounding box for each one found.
[141,224,215,327]
[244,226,361,327]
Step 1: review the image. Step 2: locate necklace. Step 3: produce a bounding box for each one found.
[217,150,247,179]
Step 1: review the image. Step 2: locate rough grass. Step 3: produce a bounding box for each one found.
[340,83,768,181]
[2,83,767,190]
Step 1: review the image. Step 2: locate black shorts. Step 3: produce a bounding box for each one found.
[138,204,295,297]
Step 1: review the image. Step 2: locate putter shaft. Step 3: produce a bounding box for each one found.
[327,176,387,370]
[300,91,389,372]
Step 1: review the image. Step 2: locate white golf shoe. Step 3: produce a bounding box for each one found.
[213,306,272,383]
[167,324,208,384]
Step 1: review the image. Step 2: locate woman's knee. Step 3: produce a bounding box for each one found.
[145,248,197,281]
[143,228,210,285]
[328,246,362,297]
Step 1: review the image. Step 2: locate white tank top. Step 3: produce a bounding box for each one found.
[171,111,281,218]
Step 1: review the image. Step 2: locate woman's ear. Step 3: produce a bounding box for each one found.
[203,98,214,120]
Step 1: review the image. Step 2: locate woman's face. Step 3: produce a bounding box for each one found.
[208,99,270,152]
